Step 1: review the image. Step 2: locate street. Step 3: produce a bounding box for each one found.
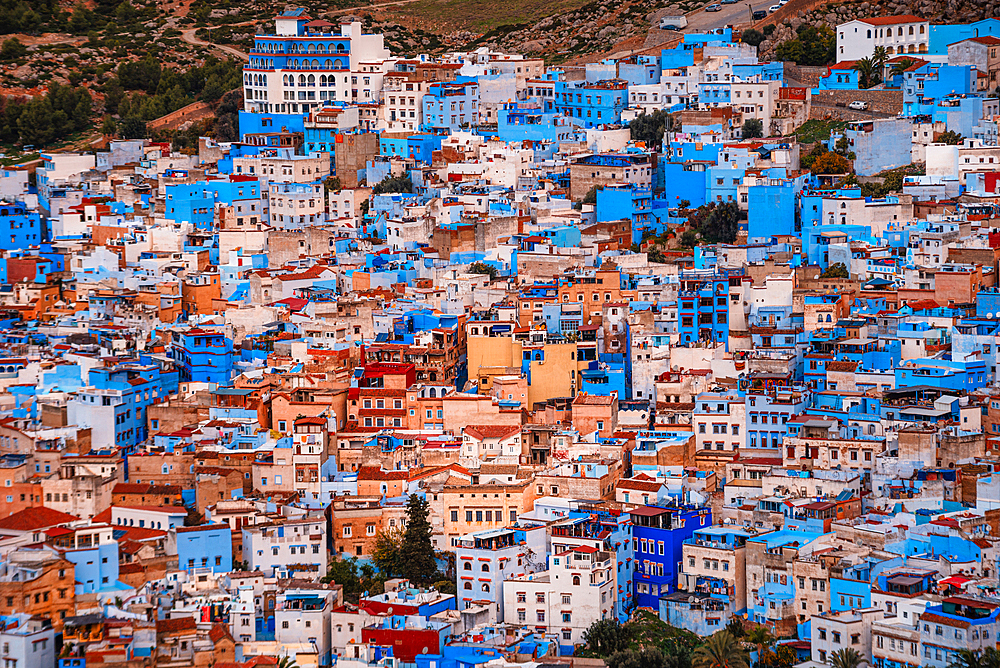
[683,0,778,33]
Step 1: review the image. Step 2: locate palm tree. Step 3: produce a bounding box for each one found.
[852,57,877,89]
[830,648,864,668]
[890,57,915,78]
[692,631,749,668]
[277,657,299,668]
[950,649,986,668]
[745,626,774,650]
[872,46,888,70]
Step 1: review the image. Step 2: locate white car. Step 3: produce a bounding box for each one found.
[768,4,781,11]
[848,100,868,110]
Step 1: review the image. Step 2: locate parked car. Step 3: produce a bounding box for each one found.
[721,0,738,5]
[662,24,681,30]
[752,10,767,19]
[768,4,781,11]
[848,100,869,110]
[705,4,723,11]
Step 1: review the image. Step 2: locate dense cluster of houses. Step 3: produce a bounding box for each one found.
[5,7,1000,668]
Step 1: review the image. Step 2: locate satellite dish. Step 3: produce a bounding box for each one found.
[387,607,393,615]
[422,648,429,655]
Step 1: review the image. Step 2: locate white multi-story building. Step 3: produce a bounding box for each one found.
[836,15,930,62]
[811,607,884,665]
[502,545,617,645]
[269,182,326,228]
[230,585,257,643]
[0,614,55,668]
[276,586,337,665]
[243,516,328,578]
[243,12,390,115]
[456,527,544,618]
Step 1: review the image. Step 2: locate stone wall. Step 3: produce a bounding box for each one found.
[147,101,213,132]
[809,89,904,119]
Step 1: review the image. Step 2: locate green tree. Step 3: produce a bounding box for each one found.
[201,73,224,102]
[468,261,499,280]
[757,645,797,668]
[608,648,671,668]
[680,229,698,247]
[322,557,365,596]
[0,38,27,61]
[101,115,117,137]
[629,109,672,149]
[121,116,146,139]
[700,201,741,244]
[582,185,599,204]
[830,648,863,668]
[372,174,413,194]
[819,262,850,278]
[938,130,964,145]
[398,494,437,584]
[950,648,1000,668]
[853,56,879,89]
[811,151,852,175]
[774,25,835,66]
[724,617,745,638]
[372,527,404,578]
[890,58,915,78]
[745,626,773,651]
[692,631,748,668]
[582,618,631,656]
[872,45,888,71]
[277,656,299,668]
[741,118,763,139]
[324,175,343,192]
[741,29,765,47]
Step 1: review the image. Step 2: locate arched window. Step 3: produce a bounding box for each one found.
[867,30,871,38]
[826,314,832,322]
[334,59,344,69]
[308,43,316,53]
[429,388,436,398]
[482,583,490,593]
[868,424,876,435]
[463,582,472,590]
[299,75,306,86]
[320,75,327,86]
[464,562,472,571]
[325,59,333,69]
[308,74,316,85]
[908,26,914,34]
[572,575,581,586]
[337,43,346,53]
[312,59,320,68]
[920,24,925,33]
[481,563,489,572]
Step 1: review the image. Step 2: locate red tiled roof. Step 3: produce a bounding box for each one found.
[210,623,235,644]
[0,507,79,531]
[157,617,197,634]
[464,424,520,440]
[357,467,409,480]
[617,479,663,492]
[859,14,924,25]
